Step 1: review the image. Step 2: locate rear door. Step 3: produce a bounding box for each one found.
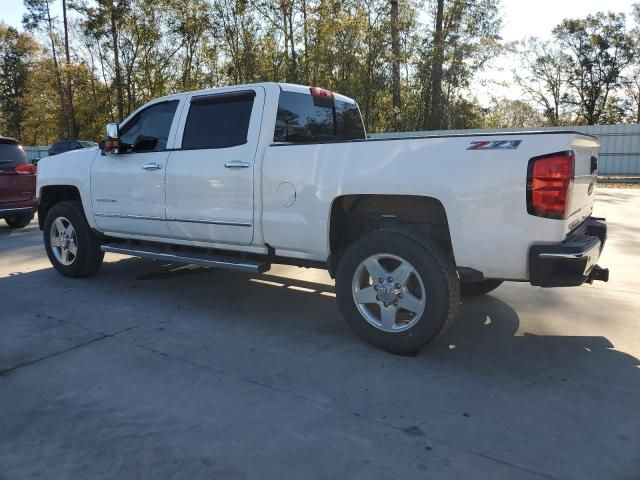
[0,140,34,206]
[91,99,181,237]
[165,87,264,245]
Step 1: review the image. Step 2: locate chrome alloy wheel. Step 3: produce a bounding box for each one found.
[351,253,427,332]
[49,216,78,266]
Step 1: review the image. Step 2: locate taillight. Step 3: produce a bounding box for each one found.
[309,86,334,100]
[15,164,37,175]
[527,151,574,219]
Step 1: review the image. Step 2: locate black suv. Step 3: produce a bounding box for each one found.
[48,140,98,157]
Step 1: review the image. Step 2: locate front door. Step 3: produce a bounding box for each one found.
[91,100,181,238]
[165,88,264,245]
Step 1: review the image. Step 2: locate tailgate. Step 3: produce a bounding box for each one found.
[566,135,600,234]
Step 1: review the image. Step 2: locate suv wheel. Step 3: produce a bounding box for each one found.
[43,201,104,277]
[336,229,459,355]
[4,213,33,229]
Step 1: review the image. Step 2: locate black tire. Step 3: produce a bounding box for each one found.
[4,213,33,229]
[336,228,459,355]
[460,279,503,297]
[43,201,104,277]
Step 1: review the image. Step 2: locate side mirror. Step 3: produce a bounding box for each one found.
[102,123,120,155]
[106,122,119,139]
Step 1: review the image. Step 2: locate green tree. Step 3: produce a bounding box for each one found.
[0,24,36,140]
[514,38,572,126]
[484,98,545,129]
[418,0,502,130]
[72,0,131,120]
[11,0,515,140]
[23,0,79,138]
[21,57,62,145]
[553,12,635,125]
[622,3,640,123]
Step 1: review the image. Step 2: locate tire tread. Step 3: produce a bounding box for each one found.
[336,227,460,354]
[43,201,103,277]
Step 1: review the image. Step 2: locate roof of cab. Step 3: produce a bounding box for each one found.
[153,82,357,105]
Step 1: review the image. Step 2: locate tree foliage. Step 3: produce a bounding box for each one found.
[415,0,501,130]
[0,24,37,139]
[516,9,638,126]
[1,1,640,145]
[554,12,635,125]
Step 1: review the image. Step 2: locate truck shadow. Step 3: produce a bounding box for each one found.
[3,256,638,385]
[0,220,40,238]
[2,256,639,479]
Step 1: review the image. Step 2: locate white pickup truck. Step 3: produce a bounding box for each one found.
[36,82,609,354]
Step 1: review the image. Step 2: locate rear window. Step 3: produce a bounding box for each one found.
[0,141,27,167]
[274,91,365,143]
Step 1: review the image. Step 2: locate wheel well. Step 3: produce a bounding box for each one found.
[38,185,82,229]
[328,195,454,272]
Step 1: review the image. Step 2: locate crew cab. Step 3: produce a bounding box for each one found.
[36,82,609,354]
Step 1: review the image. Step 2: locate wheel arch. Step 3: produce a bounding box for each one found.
[37,185,84,230]
[328,194,455,275]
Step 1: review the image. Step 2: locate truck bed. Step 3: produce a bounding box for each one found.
[262,131,600,281]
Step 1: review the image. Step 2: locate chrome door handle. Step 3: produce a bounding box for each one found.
[142,162,162,170]
[224,160,250,169]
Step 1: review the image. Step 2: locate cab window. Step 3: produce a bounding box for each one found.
[119,100,179,153]
[181,93,254,150]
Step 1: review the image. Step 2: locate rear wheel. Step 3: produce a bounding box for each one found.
[43,201,104,277]
[336,229,459,355]
[460,279,503,296]
[4,213,33,229]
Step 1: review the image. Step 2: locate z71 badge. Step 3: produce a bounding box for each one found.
[467,140,522,150]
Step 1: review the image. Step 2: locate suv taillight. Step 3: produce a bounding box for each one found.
[15,163,37,175]
[527,151,574,219]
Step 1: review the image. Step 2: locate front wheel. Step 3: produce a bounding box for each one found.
[4,213,33,229]
[336,229,459,355]
[43,201,104,277]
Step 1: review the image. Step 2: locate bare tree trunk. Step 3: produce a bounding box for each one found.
[62,0,79,137]
[287,3,297,83]
[390,0,400,130]
[96,40,115,121]
[427,0,445,130]
[44,0,70,138]
[62,0,71,63]
[301,0,308,83]
[109,2,125,122]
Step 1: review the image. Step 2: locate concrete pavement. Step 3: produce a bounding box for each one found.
[1,188,639,479]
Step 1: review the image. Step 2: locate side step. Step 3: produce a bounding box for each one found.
[101,243,271,273]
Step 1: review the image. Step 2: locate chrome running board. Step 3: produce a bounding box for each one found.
[101,243,270,273]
